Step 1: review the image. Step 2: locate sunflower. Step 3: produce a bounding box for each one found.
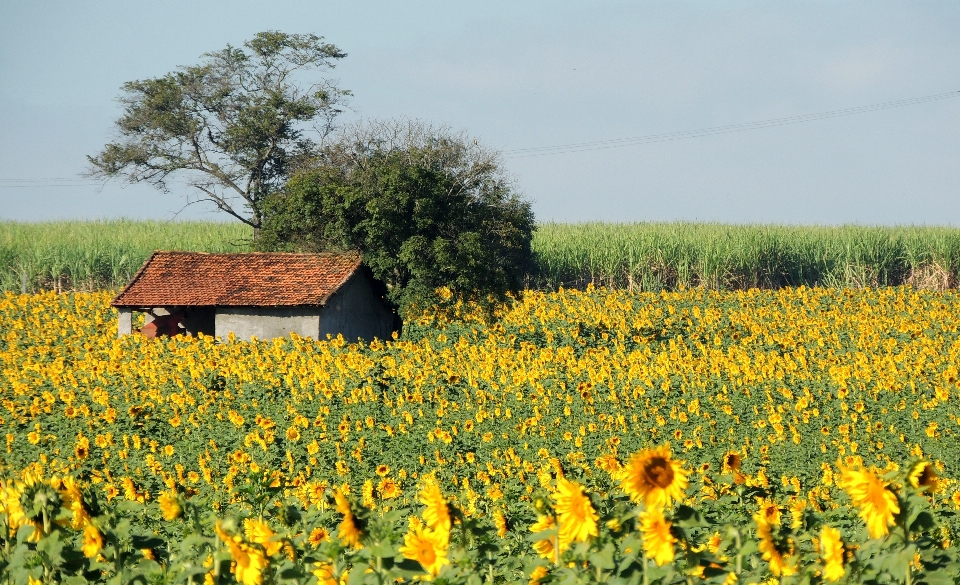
[305,481,327,508]
[594,454,624,479]
[362,479,375,508]
[755,499,782,526]
[82,524,104,558]
[722,452,742,474]
[103,484,119,502]
[378,478,401,500]
[244,518,283,556]
[313,562,339,585]
[820,526,845,582]
[908,461,939,492]
[753,509,796,577]
[639,507,676,566]
[419,482,451,536]
[836,464,900,539]
[0,483,25,536]
[74,434,90,460]
[334,489,363,548]
[493,509,508,538]
[122,477,141,502]
[552,477,598,544]
[530,514,565,560]
[56,476,89,530]
[787,497,806,529]
[409,515,424,531]
[529,566,549,585]
[399,525,449,579]
[308,527,330,547]
[620,444,689,510]
[158,491,183,521]
[706,532,723,554]
[225,538,269,585]
[375,464,390,477]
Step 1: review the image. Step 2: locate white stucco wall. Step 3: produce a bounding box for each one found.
[216,307,321,341]
[117,307,132,338]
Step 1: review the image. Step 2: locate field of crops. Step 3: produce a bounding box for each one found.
[4,220,960,293]
[534,223,960,291]
[3,286,960,584]
[0,220,249,293]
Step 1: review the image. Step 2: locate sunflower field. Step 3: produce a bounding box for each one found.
[2,287,960,585]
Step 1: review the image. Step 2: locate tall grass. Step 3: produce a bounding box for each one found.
[530,222,960,290]
[3,220,960,293]
[0,220,251,293]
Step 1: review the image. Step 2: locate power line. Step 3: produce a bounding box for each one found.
[3,89,958,183]
[0,178,87,182]
[0,178,194,188]
[502,90,960,159]
[0,178,98,188]
[0,183,100,188]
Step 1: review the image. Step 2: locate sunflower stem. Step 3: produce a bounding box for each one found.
[903,515,912,585]
[642,550,649,585]
[555,515,561,567]
[213,531,222,578]
[733,528,742,575]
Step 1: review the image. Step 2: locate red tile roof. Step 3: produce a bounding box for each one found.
[111,251,364,307]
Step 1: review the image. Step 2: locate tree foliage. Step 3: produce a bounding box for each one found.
[257,120,536,311]
[87,31,349,232]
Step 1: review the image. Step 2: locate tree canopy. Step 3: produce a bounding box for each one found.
[87,31,349,233]
[257,120,536,311]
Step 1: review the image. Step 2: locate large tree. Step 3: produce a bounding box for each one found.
[257,119,536,310]
[87,31,348,234]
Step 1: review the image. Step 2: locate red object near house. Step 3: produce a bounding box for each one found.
[139,312,185,338]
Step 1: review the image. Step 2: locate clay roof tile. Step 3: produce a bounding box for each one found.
[111,251,364,307]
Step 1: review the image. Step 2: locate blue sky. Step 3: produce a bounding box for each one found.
[1,1,958,225]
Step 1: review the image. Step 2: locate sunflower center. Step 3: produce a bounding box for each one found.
[643,457,675,488]
[866,484,892,510]
[725,454,741,470]
[419,541,436,564]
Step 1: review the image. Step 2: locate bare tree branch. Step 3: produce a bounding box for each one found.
[87,31,348,235]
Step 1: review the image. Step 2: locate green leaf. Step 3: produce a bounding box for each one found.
[909,511,935,533]
[131,535,165,549]
[920,569,959,585]
[36,529,64,564]
[589,543,616,570]
[367,541,397,558]
[673,505,709,528]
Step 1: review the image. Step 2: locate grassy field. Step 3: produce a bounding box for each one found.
[0,219,250,292]
[3,219,960,292]
[534,222,960,290]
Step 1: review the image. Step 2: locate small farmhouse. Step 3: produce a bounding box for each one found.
[112,251,397,341]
